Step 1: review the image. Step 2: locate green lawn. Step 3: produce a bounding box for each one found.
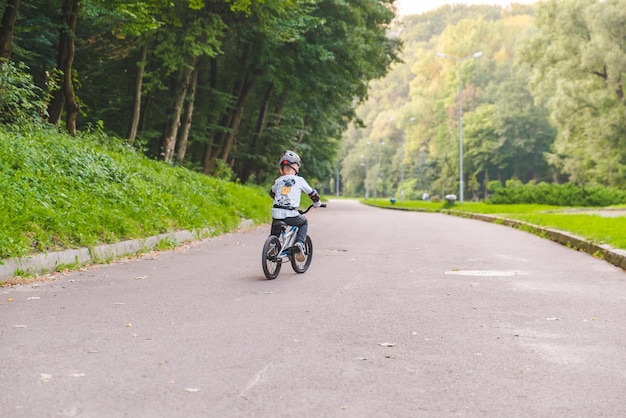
[364,199,626,250]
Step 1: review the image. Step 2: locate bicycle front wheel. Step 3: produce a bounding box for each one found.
[262,235,282,280]
[291,235,313,274]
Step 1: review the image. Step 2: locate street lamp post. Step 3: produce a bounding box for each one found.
[361,155,370,199]
[436,50,482,204]
[400,146,405,204]
[400,117,416,204]
[374,141,384,200]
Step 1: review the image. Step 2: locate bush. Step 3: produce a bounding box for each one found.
[0,59,47,125]
[486,180,503,193]
[486,180,626,206]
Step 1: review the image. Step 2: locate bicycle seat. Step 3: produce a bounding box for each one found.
[275,221,289,231]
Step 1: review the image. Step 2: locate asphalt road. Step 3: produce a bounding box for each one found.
[2,199,625,417]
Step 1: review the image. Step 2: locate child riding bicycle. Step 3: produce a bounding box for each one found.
[269,150,321,262]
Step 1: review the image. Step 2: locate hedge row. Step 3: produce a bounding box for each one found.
[486,180,626,207]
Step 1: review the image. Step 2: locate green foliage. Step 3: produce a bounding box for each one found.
[0,60,46,125]
[396,178,428,201]
[0,124,270,259]
[8,0,400,189]
[154,237,179,250]
[521,0,626,187]
[206,158,235,181]
[486,180,503,193]
[486,180,626,206]
[343,1,626,199]
[341,5,557,200]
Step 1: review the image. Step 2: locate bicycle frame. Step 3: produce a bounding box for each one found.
[276,224,298,261]
[273,203,319,261]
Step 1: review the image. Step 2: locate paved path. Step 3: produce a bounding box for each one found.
[2,200,625,417]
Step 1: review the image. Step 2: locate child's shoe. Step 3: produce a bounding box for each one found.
[294,242,306,262]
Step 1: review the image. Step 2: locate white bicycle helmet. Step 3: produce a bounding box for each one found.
[278,150,302,168]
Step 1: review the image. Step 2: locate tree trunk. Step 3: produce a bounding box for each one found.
[127,38,149,145]
[251,82,273,151]
[47,0,80,136]
[161,56,196,162]
[202,140,219,174]
[62,0,79,137]
[202,58,219,174]
[207,111,233,170]
[220,73,255,162]
[47,89,65,124]
[0,0,19,60]
[204,82,238,174]
[253,92,287,182]
[176,66,199,165]
[296,116,311,146]
[240,82,273,182]
[207,42,258,168]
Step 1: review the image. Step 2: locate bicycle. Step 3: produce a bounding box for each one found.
[261,203,326,280]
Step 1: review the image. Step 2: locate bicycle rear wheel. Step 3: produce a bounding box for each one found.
[262,235,282,280]
[291,235,313,274]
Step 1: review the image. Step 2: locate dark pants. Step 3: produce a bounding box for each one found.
[271,215,308,245]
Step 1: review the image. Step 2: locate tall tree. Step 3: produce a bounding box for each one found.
[522,0,626,186]
[127,39,149,144]
[47,0,80,135]
[109,1,169,144]
[176,66,199,164]
[0,0,19,59]
[155,1,226,162]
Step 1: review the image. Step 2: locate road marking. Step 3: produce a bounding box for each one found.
[444,270,518,277]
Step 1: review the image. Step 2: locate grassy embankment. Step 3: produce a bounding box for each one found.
[365,199,626,251]
[0,124,270,264]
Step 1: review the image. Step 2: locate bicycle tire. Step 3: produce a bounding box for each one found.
[262,235,282,280]
[291,235,313,274]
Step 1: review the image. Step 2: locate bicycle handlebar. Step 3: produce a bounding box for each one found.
[298,203,327,214]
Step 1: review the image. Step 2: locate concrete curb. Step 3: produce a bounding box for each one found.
[0,219,255,281]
